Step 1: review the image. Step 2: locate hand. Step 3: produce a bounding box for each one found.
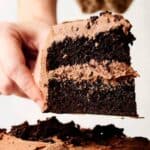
[0,22,50,109]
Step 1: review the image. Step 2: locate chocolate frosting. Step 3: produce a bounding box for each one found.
[47,12,132,46]
[48,60,138,82]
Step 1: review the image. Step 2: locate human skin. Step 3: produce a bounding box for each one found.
[0,0,57,109]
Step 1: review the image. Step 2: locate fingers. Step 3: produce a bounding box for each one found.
[0,67,27,98]
[0,68,15,95]
[9,63,43,103]
[0,29,43,107]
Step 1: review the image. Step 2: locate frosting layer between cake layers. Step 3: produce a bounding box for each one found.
[48,60,138,84]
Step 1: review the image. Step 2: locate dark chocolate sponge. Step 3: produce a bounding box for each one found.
[47,28,135,70]
[46,78,137,116]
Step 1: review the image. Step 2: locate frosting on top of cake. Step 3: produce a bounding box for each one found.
[48,12,132,45]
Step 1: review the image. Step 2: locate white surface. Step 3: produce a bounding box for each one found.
[0,0,150,138]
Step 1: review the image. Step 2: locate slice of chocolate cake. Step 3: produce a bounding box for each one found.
[0,117,149,150]
[39,12,139,116]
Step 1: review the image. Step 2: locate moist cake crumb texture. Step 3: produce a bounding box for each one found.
[46,27,135,70]
[47,78,137,116]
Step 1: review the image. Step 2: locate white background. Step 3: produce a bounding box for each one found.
[0,0,150,138]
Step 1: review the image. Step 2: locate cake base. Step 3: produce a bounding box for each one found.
[46,78,137,116]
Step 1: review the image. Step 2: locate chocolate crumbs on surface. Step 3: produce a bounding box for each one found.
[99,11,112,16]
[76,27,79,31]
[90,16,98,23]
[86,22,91,29]
[113,14,124,22]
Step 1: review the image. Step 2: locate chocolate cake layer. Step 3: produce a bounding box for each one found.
[47,27,135,70]
[46,78,137,116]
[0,117,149,150]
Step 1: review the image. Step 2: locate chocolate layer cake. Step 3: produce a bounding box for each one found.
[77,0,133,13]
[0,117,149,150]
[40,12,138,116]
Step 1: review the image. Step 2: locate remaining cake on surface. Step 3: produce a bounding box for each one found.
[40,12,138,116]
[0,117,149,150]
